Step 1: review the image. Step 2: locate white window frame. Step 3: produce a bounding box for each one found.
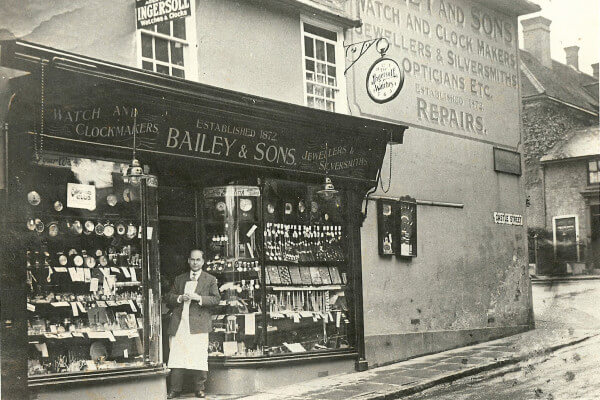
[136,8,198,81]
[552,214,580,261]
[588,159,600,185]
[300,16,348,114]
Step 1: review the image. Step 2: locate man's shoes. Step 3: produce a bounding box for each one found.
[167,391,181,399]
[195,391,206,398]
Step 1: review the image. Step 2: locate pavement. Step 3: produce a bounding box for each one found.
[170,277,600,400]
[189,327,596,400]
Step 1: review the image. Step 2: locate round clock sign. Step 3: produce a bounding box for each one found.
[366,57,404,104]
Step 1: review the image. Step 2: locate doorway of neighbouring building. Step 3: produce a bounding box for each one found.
[590,205,600,270]
[553,216,579,262]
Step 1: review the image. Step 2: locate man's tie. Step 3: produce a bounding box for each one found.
[192,272,198,281]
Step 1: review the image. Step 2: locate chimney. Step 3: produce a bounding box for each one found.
[564,46,580,70]
[592,63,599,79]
[521,16,552,69]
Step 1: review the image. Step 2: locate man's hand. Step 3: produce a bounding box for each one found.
[188,293,203,304]
[178,294,191,303]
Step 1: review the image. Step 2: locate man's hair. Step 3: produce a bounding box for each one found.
[189,249,204,257]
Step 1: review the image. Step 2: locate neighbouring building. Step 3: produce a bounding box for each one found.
[519,16,599,275]
[539,126,600,274]
[0,0,539,399]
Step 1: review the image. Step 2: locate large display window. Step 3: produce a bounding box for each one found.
[20,155,162,379]
[200,179,354,358]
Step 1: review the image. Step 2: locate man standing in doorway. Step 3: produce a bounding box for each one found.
[166,249,220,399]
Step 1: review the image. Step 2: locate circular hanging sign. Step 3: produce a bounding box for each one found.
[366,57,404,104]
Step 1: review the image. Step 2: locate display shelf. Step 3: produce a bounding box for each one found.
[28,328,141,341]
[267,285,343,291]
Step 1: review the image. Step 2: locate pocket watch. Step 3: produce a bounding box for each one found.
[70,220,83,235]
[27,191,41,206]
[126,223,137,239]
[48,222,59,237]
[95,222,105,236]
[85,256,97,268]
[116,223,126,236]
[103,223,115,238]
[35,218,45,233]
[106,194,118,207]
[84,220,95,234]
[73,255,84,267]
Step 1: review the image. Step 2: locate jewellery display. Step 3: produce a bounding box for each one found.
[263,223,344,262]
[204,181,353,358]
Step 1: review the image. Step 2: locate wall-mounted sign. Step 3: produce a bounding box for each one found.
[493,147,521,176]
[376,196,417,257]
[493,212,523,226]
[366,58,404,103]
[136,0,191,29]
[350,0,521,147]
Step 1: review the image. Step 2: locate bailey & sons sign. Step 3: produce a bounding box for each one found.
[136,0,191,28]
[40,99,385,183]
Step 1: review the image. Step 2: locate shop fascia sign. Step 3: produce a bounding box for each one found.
[136,0,191,29]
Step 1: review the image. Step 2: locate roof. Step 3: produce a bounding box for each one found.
[259,0,361,28]
[473,0,539,16]
[540,125,600,162]
[520,49,599,114]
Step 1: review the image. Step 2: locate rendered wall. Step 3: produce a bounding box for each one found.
[360,129,532,366]
[346,0,534,366]
[195,0,304,104]
[544,161,590,240]
[0,0,306,105]
[1,0,138,68]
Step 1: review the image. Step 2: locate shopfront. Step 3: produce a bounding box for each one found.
[0,40,406,398]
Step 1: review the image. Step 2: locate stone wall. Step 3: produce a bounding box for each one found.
[522,98,598,230]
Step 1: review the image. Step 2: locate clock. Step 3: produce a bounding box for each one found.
[240,198,253,212]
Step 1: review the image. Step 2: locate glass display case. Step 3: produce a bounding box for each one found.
[202,180,354,358]
[21,155,162,377]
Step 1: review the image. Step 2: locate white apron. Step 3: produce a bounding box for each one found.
[168,280,209,371]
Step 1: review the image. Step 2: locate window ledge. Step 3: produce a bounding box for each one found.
[29,365,168,388]
[208,348,357,368]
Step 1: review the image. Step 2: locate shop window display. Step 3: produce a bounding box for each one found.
[202,179,354,358]
[23,156,161,377]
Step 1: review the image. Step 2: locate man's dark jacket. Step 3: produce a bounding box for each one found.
[166,270,220,335]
